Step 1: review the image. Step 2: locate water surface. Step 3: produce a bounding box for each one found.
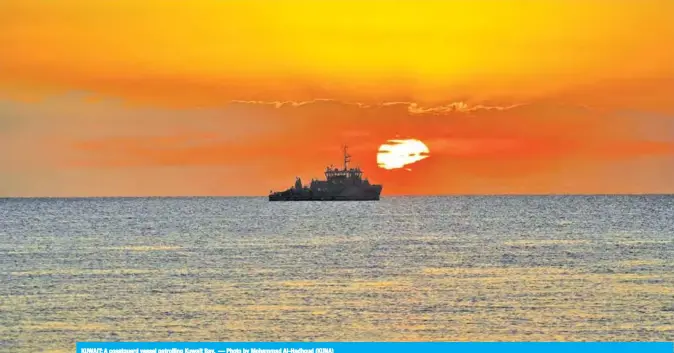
[1,196,673,352]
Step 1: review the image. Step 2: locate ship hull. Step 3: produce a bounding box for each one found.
[269,194,380,201]
[269,186,382,201]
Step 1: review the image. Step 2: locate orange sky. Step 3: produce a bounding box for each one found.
[1,0,673,196]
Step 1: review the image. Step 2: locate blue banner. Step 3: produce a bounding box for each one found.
[77,342,674,353]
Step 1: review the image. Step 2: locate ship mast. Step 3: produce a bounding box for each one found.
[343,145,351,171]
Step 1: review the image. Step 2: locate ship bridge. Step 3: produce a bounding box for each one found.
[323,146,367,183]
[324,167,363,180]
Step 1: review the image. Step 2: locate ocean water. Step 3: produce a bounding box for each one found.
[1,196,673,352]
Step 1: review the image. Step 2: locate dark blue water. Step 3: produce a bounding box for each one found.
[1,196,673,351]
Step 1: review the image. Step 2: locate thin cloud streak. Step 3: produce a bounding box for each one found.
[229,99,525,114]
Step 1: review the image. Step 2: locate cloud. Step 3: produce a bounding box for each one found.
[228,99,523,114]
[405,102,525,114]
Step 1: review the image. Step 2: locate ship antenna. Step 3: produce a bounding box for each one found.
[343,144,351,171]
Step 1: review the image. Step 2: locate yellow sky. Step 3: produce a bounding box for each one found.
[2,0,673,103]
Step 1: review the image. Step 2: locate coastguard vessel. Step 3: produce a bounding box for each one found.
[268,146,383,201]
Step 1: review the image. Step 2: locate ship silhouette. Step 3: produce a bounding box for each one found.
[269,146,383,201]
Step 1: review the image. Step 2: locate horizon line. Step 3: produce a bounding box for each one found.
[1,193,674,200]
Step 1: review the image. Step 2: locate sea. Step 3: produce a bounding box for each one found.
[1,196,673,352]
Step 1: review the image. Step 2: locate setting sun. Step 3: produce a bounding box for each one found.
[377,139,430,171]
